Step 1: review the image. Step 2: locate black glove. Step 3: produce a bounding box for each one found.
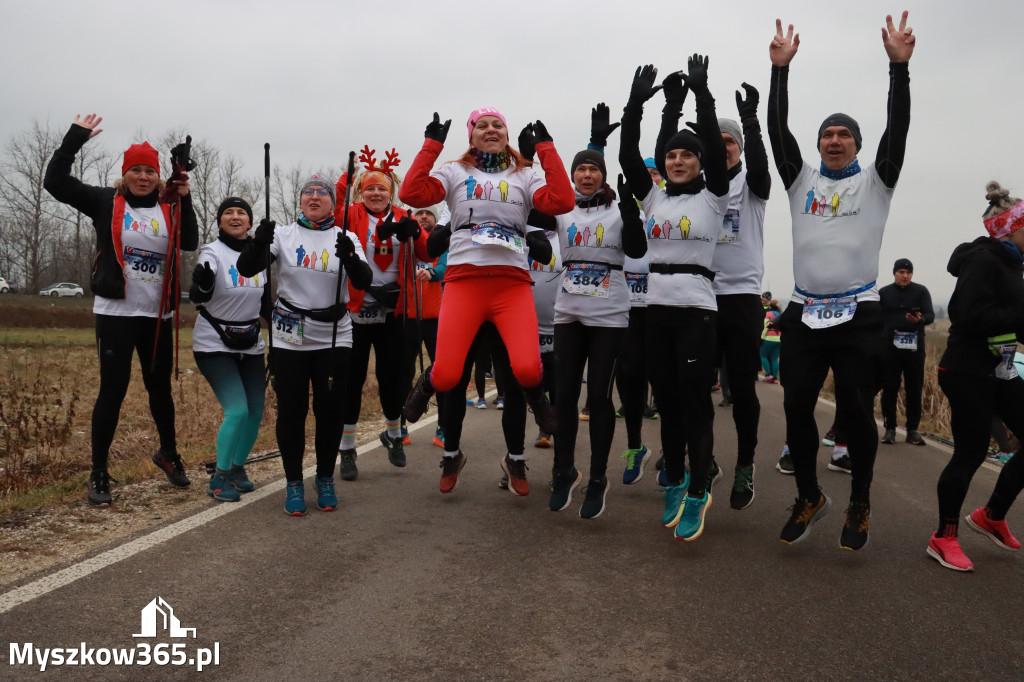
[336,233,358,262]
[169,141,197,171]
[425,112,451,143]
[376,214,397,242]
[680,54,709,95]
[525,230,552,265]
[662,71,689,110]
[253,218,276,245]
[735,82,759,120]
[685,121,701,135]
[532,120,552,144]
[191,261,215,292]
[617,174,640,224]
[518,123,536,162]
[627,65,662,107]
[397,215,422,241]
[590,103,621,148]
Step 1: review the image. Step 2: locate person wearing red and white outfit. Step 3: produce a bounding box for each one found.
[334,148,429,481]
[401,107,574,494]
[44,113,198,506]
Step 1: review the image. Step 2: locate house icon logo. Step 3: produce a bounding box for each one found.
[133,597,197,639]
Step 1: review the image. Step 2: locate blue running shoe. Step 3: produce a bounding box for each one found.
[227,465,256,493]
[661,474,690,528]
[474,399,487,409]
[284,480,306,516]
[315,476,337,511]
[208,470,241,503]
[657,467,669,487]
[674,491,711,541]
[621,445,650,485]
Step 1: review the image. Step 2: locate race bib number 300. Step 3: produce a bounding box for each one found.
[272,308,304,345]
[561,262,610,298]
[801,296,857,330]
[124,246,166,282]
[470,222,524,253]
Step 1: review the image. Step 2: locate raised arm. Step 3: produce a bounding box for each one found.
[682,54,728,197]
[766,20,803,189]
[618,65,662,201]
[527,121,575,216]
[654,71,687,182]
[43,114,108,217]
[736,83,771,200]
[397,113,450,208]
[874,11,915,188]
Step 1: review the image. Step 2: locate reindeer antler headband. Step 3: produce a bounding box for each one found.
[357,145,400,192]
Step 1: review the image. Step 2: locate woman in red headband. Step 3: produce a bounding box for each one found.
[43,113,198,505]
[400,107,574,495]
[333,147,429,481]
[928,181,1024,572]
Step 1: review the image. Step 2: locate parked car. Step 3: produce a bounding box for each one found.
[0,277,10,293]
[6,281,20,294]
[39,282,84,298]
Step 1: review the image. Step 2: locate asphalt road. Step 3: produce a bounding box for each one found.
[2,383,1023,681]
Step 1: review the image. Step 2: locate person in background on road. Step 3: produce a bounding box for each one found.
[528,216,562,450]
[400,205,448,449]
[236,175,371,516]
[400,107,574,495]
[767,12,914,551]
[761,299,781,383]
[189,198,268,502]
[335,152,429,481]
[927,181,1024,572]
[708,83,771,512]
[44,113,198,505]
[619,56,730,542]
[879,257,933,446]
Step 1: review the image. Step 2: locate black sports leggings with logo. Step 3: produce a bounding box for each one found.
[343,314,406,424]
[92,314,176,470]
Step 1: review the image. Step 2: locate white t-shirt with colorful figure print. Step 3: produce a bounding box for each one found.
[554,202,629,328]
[192,239,266,355]
[94,203,171,318]
[711,168,768,296]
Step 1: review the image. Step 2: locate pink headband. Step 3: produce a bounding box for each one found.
[984,200,1024,239]
[466,107,507,141]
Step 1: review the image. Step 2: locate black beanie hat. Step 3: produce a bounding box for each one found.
[893,258,913,273]
[571,149,606,180]
[817,113,862,152]
[216,197,253,227]
[665,130,704,162]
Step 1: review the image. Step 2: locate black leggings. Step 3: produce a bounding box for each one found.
[439,323,525,454]
[343,314,406,424]
[92,314,176,470]
[472,343,506,401]
[716,294,764,466]
[937,370,1024,529]
[881,346,925,430]
[646,307,716,496]
[399,316,438,427]
[272,346,351,481]
[553,322,624,481]
[616,307,648,450]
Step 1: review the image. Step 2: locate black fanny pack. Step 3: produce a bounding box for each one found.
[648,263,716,280]
[198,306,261,350]
[366,282,401,312]
[278,297,348,323]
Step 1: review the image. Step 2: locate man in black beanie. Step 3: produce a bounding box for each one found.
[766,11,915,552]
[879,258,933,445]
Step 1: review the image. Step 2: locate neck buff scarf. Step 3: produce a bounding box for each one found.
[820,158,861,181]
[473,149,511,173]
[665,175,706,197]
[297,213,336,231]
[575,187,610,209]
[217,230,250,252]
[999,238,1024,264]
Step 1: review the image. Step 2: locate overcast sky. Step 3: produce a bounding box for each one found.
[2,0,1022,306]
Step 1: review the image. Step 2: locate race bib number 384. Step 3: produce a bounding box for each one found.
[561,262,610,298]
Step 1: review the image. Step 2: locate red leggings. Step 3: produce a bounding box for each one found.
[431,274,542,392]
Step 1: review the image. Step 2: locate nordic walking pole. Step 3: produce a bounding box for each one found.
[329,151,357,392]
[264,142,276,388]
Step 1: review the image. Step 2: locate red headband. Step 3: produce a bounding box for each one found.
[985,200,1024,239]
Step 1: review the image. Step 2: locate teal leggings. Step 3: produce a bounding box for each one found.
[760,341,781,377]
[194,352,266,470]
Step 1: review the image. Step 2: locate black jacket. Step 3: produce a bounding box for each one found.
[940,237,1024,377]
[879,280,934,346]
[44,124,198,305]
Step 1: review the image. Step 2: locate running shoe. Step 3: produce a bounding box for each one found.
[403,369,435,423]
[615,406,623,418]
[828,453,852,474]
[718,397,733,407]
[777,452,795,475]
[730,464,755,510]
[906,429,926,446]
[579,477,609,519]
[339,449,358,481]
[496,397,505,410]
[534,431,552,449]
[284,480,306,516]
[621,445,650,485]
[380,431,407,468]
[821,429,836,447]
[643,406,660,420]
[227,465,256,492]
[474,399,487,409]
[966,507,1022,550]
[501,455,530,496]
[526,390,558,434]
[465,398,474,406]
[660,473,690,528]
[655,453,665,470]
[432,428,446,448]
[208,470,241,502]
[86,469,114,506]
[840,501,870,551]
[439,452,467,494]
[674,491,711,541]
[579,406,590,421]
[706,459,723,490]
[400,425,412,445]
[763,375,775,383]
[151,449,191,487]
[549,468,582,511]
[780,493,831,544]
[315,475,337,512]
[927,533,974,572]
[881,428,896,445]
